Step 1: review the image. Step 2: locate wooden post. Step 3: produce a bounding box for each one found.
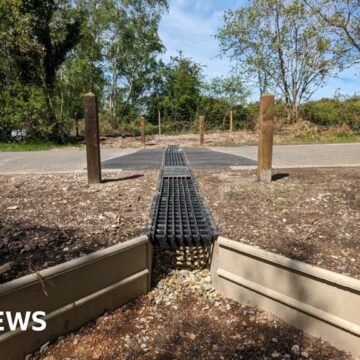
[257,93,275,183]
[83,92,101,184]
[229,110,233,133]
[199,115,205,145]
[158,109,161,136]
[140,116,145,145]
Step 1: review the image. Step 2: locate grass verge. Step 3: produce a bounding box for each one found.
[0,140,83,152]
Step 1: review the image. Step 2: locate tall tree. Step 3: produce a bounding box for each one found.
[304,0,360,63]
[217,0,343,120]
[19,0,81,90]
[105,0,167,127]
[54,0,107,135]
[162,53,203,121]
[15,0,82,140]
[0,0,46,140]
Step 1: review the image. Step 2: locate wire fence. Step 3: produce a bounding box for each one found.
[143,112,256,135]
[97,108,359,138]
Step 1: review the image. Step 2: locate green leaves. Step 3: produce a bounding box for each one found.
[217,0,346,121]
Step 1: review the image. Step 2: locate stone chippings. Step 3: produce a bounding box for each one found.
[31,247,352,360]
[151,246,216,305]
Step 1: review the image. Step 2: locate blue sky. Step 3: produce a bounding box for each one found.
[158,0,359,101]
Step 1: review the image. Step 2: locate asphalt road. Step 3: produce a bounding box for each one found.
[0,143,359,173]
[0,148,136,173]
[211,143,360,168]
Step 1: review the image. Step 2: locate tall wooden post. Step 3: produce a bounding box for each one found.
[158,109,161,136]
[257,93,275,183]
[199,115,205,145]
[229,110,233,133]
[140,116,146,145]
[83,92,101,184]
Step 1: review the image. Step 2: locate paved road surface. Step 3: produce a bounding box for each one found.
[0,143,359,173]
[211,143,360,168]
[0,148,136,173]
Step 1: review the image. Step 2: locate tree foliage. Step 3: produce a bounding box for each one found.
[0,0,168,141]
[304,0,360,63]
[217,0,346,120]
[147,53,204,124]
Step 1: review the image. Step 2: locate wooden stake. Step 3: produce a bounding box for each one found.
[229,110,233,133]
[140,116,146,145]
[199,115,205,145]
[257,93,275,183]
[83,92,101,184]
[158,109,161,136]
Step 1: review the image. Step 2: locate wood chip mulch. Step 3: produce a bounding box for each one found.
[31,250,352,360]
[198,167,360,279]
[0,171,158,284]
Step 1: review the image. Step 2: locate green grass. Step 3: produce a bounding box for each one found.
[0,140,84,152]
[282,133,360,145]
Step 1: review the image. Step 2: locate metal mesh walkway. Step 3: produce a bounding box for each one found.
[146,145,218,248]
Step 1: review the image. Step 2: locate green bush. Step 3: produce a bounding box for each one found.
[0,83,52,141]
[300,97,360,129]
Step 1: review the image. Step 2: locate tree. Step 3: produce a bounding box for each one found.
[304,0,360,63]
[0,0,41,85]
[199,76,249,129]
[206,76,249,110]
[162,53,203,121]
[0,0,168,141]
[217,0,344,121]
[53,0,107,136]
[104,0,168,128]
[20,1,82,139]
[0,0,46,140]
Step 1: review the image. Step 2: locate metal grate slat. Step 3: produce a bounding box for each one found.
[146,145,218,248]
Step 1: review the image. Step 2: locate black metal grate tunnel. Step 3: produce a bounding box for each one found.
[146,145,218,248]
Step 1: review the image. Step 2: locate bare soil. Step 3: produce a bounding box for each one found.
[100,129,360,148]
[198,167,360,279]
[0,171,157,284]
[100,131,259,148]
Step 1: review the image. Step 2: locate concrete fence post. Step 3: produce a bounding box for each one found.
[140,116,145,145]
[199,115,205,145]
[229,110,233,133]
[83,92,101,184]
[257,93,275,183]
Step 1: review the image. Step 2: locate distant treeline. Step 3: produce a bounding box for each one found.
[0,0,359,142]
[98,96,360,137]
